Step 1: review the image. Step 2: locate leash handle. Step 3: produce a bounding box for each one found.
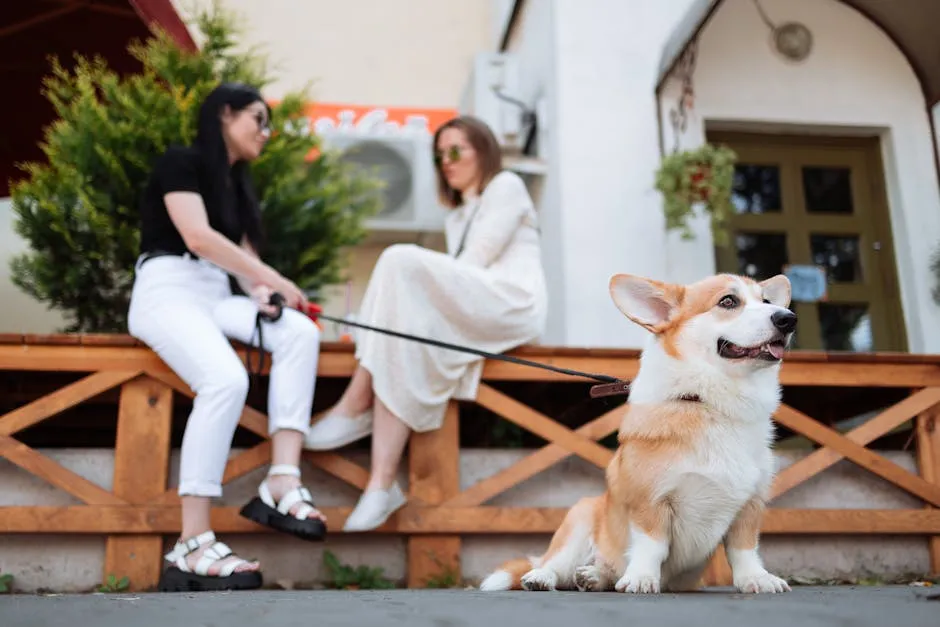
[263,292,323,322]
[260,292,285,322]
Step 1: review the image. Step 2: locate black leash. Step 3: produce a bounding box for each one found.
[246,311,271,389]
[251,293,632,398]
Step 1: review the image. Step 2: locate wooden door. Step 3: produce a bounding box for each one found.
[709,132,906,352]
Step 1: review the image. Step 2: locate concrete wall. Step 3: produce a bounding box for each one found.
[0,447,933,591]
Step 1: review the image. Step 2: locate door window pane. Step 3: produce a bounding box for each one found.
[810,234,863,283]
[802,166,854,214]
[818,303,871,351]
[732,165,782,214]
[735,233,788,280]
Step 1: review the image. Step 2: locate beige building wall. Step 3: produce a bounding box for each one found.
[171,0,494,107]
[0,198,69,333]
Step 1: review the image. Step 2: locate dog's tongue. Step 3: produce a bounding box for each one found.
[767,343,785,359]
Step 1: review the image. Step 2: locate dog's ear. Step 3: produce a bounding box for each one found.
[609,274,683,332]
[759,274,791,308]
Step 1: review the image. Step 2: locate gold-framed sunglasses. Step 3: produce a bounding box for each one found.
[433,145,466,166]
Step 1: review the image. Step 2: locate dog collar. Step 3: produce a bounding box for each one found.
[587,382,702,404]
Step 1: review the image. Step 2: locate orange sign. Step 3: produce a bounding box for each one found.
[268,101,458,161]
[302,103,458,133]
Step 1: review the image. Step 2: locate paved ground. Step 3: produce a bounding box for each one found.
[1,586,938,627]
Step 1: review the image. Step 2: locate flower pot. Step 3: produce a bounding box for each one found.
[688,165,712,202]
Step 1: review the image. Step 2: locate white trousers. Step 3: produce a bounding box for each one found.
[127,254,320,498]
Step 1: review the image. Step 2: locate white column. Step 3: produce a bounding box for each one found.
[550,0,699,348]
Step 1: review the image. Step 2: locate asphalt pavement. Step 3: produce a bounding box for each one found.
[1,586,937,627]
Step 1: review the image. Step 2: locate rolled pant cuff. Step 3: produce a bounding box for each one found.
[178,480,223,498]
[269,416,311,437]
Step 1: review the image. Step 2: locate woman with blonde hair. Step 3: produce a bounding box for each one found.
[304,115,548,531]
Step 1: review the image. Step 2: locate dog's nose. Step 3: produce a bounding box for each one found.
[771,310,797,334]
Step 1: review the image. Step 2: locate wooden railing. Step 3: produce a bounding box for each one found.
[1,333,939,590]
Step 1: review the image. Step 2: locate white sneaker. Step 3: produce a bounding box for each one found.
[342,482,407,532]
[303,409,374,450]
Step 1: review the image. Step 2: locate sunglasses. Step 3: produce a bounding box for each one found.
[253,111,271,135]
[433,145,468,166]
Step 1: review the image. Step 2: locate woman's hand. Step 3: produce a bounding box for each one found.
[267,274,306,310]
[249,284,279,318]
[238,238,306,310]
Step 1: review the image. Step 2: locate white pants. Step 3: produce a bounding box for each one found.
[127,254,320,498]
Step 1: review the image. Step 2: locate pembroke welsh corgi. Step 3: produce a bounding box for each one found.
[479,272,796,594]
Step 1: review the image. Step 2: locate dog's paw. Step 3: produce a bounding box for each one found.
[734,570,791,594]
[615,571,661,594]
[574,565,606,592]
[521,567,558,591]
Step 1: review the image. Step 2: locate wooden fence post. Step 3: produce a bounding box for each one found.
[104,376,173,591]
[406,400,461,587]
[916,408,940,575]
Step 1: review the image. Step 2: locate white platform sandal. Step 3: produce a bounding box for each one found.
[158,530,262,592]
[239,464,327,541]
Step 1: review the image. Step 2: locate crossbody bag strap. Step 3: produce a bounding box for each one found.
[453,201,482,258]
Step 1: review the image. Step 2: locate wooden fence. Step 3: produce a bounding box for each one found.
[1,333,939,590]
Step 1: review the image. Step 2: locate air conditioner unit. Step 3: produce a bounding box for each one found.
[459,52,523,151]
[309,109,446,233]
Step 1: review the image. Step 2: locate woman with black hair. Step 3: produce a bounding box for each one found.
[127,82,326,592]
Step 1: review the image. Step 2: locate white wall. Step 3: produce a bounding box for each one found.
[671,0,940,353]
[497,0,566,344]
[0,198,68,333]
[935,102,940,208]
[171,0,492,107]
[658,71,718,287]
[541,0,696,348]
[490,0,517,49]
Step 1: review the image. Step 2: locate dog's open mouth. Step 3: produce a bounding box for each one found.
[717,338,786,361]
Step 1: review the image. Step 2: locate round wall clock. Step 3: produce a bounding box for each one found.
[773,21,813,61]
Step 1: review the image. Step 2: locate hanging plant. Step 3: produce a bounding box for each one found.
[654,143,738,247]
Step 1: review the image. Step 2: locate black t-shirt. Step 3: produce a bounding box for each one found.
[138,145,246,255]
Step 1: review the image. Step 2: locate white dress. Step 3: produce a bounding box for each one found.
[353,170,548,432]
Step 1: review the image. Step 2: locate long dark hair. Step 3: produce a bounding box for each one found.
[195,82,271,252]
[432,115,503,209]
